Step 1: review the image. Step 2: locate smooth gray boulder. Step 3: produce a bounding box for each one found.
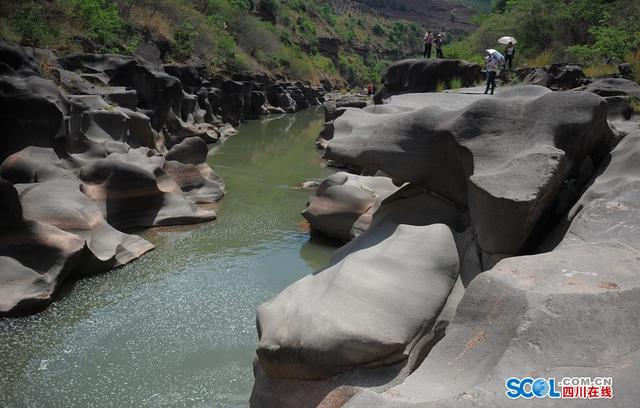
[302,173,399,240]
[577,77,640,98]
[165,136,209,165]
[326,86,618,263]
[256,223,460,380]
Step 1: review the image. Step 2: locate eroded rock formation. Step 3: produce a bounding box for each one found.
[253,66,640,406]
[0,38,329,315]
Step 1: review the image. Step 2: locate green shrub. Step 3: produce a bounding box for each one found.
[567,25,639,63]
[372,23,385,36]
[72,0,124,52]
[629,97,640,115]
[174,22,197,59]
[11,2,59,47]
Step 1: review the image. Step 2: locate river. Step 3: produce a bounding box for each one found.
[0,108,339,407]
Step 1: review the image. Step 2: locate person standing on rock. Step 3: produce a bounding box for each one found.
[505,42,516,69]
[423,31,434,58]
[435,33,445,58]
[484,52,500,95]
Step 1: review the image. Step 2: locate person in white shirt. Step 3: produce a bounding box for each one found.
[484,53,500,95]
[435,34,445,58]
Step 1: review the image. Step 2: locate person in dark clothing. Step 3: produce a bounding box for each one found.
[505,42,515,69]
[435,34,445,58]
[423,31,433,58]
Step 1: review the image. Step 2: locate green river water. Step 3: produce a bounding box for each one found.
[0,108,339,407]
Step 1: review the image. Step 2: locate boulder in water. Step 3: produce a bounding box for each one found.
[302,172,399,240]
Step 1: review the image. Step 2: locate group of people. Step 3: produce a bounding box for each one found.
[423,28,521,95]
[484,41,516,95]
[423,31,445,59]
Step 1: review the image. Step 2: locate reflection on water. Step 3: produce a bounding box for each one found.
[0,109,340,407]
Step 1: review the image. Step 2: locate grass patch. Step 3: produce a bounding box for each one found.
[626,51,640,82]
[436,81,446,92]
[630,97,640,115]
[584,63,618,78]
[525,50,553,67]
[450,77,463,90]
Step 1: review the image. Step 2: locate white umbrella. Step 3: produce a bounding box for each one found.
[486,49,505,61]
[498,36,517,45]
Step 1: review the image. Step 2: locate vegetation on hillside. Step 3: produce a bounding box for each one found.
[448,0,640,72]
[0,0,430,85]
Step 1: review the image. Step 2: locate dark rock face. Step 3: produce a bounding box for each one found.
[165,136,209,165]
[267,84,298,113]
[220,80,247,125]
[374,59,482,103]
[0,41,40,76]
[163,62,207,91]
[0,68,68,162]
[517,63,588,90]
[578,77,640,98]
[318,37,341,63]
[252,80,638,406]
[619,62,634,79]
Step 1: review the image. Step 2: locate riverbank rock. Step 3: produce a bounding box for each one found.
[517,63,587,90]
[374,59,481,103]
[341,121,640,408]
[256,223,460,380]
[0,41,226,315]
[0,179,84,315]
[254,75,636,405]
[302,173,399,240]
[0,176,155,315]
[326,86,617,264]
[577,77,640,98]
[316,96,370,150]
[253,176,478,406]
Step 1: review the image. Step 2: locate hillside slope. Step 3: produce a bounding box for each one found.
[0,0,484,86]
[354,0,490,35]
